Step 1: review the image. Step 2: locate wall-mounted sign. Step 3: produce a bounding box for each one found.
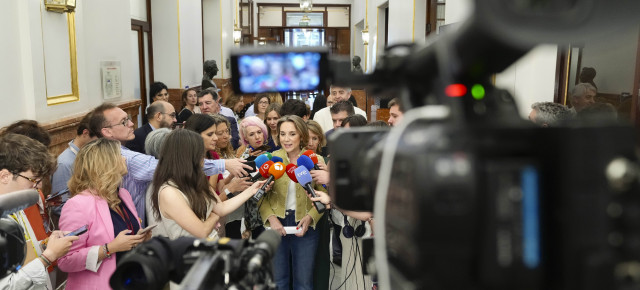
[101,61,122,100]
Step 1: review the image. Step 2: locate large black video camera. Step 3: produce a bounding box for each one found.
[326,0,640,289]
[0,189,41,280]
[109,230,280,290]
[228,0,640,289]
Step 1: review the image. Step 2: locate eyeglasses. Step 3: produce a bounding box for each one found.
[15,173,42,188]
[215,129,231,136]
[105,115,132,128]
[161,112,177,118]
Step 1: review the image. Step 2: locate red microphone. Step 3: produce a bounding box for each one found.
[253,161,285,201]
[302,150,320,170]
[259,161,274,178]
[286,164,298,182]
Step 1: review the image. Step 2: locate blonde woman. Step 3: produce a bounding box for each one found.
[58,138,150,290]
[235,116,269,158]
[305,120,326,155]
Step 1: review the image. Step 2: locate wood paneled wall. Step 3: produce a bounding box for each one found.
[42,100,142,156]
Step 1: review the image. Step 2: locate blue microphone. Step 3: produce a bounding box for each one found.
[294,167,326,213]
[254,154,270,168]
[297,155,327,189]
[271,156,284,164]
[297,155,315,171]
[249,154,271,182]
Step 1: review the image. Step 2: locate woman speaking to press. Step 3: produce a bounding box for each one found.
[259,115,326,290]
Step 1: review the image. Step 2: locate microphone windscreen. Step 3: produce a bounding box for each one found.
[263,152,273,160]
[269,162,286,179]
[0,189,39,218]
[294,166,313,186]
[255,229,281,257]
[259,161,274,178]
[271,156,284,164]
[254,154,270,168]
[302,150,319,165]
[297,155,315,171]
[286,164,298,182]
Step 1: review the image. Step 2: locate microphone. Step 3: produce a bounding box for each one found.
[0,189,40,218]
[293,167,326,213]
[271,156,284,164]
[302,150,321,170]
[247,230,281,273]
[262,152,273,160]
[297,155,315,171]
[254,154,270,168]
[285,164,298,182]
[250,159,272,182]
[298,155,328,189]
[253,162,285,201]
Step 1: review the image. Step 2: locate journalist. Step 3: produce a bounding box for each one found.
[0,133,78,289]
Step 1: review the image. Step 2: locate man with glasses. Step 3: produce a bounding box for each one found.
[198,88,241,149]
[125,101,176,154]
[0,133,79,289]
[89,103,251,227]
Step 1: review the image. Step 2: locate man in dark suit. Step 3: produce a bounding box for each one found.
[125,101,176,153]
[197,89,240,149]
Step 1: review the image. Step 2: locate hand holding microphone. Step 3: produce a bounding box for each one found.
[302,150,321,170]
[298,155,328,189]
[250,154,271,182]
[288,165,326,213]
[253,161,285,201]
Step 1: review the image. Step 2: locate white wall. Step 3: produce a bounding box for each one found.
[179,0,204,88]
[130,0,148,21]
[203,0,234,80]
[444,0,472,24]
[414,0,426,43]
[0,0,136,126]
[152,0,181,87]
[259,6,282,26]
[387,0,416,46]
[327,6,350,27]
[1,1,32,124]
[579,26,639,95]
[495,45,559,117]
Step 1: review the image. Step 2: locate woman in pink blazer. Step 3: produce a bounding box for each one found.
[58,138,150,290]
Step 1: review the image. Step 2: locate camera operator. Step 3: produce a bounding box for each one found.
[0,133,79,289]
[305,152,374,289]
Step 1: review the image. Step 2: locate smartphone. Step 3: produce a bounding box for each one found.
[253,145,271,152]
[65,224,88,237]
[45,189,69,202]
[137,224,157,235]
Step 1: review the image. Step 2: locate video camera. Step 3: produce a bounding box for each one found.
[0,189,41,280]
[229,0,640,289]
[110,230,280,290]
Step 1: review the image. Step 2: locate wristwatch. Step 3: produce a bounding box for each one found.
[224,188,234,198]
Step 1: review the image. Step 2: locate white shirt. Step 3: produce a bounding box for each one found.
[313,106,367,133]
[244,104,256,117]
[0,258,51,290]
[286,180,297,211]
[219,106,235,119]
